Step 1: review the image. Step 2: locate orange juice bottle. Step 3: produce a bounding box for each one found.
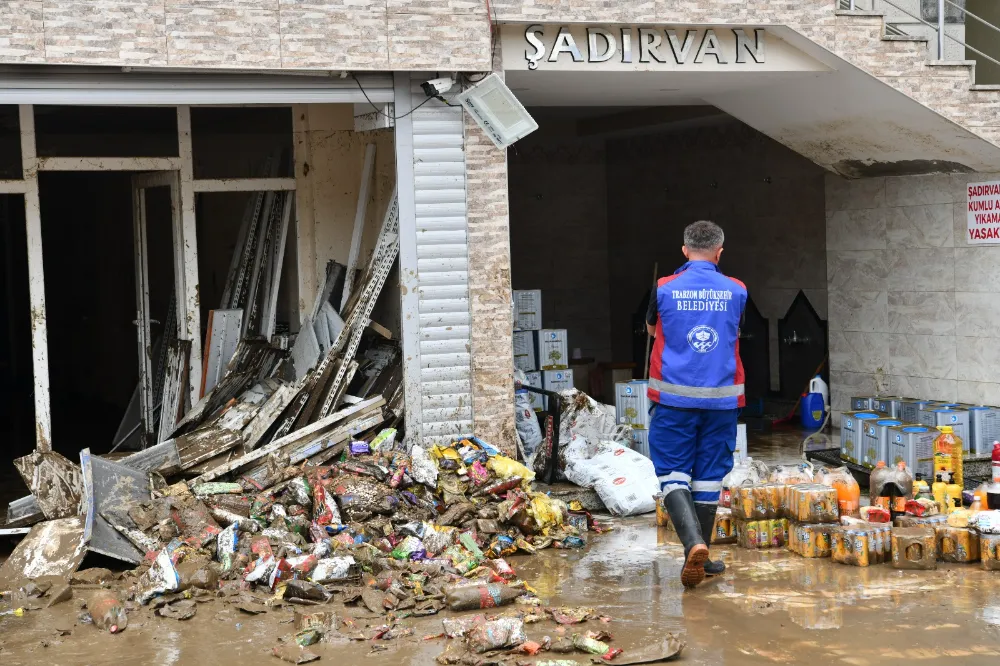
[831,473,860,517]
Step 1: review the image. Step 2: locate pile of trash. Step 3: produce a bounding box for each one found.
[3,432,625,658]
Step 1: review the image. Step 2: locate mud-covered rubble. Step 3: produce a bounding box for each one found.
[2,433,665,663]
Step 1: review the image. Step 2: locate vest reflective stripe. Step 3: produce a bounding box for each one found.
[648,377,744,399]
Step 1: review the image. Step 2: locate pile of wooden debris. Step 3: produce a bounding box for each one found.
[1,181,403,574]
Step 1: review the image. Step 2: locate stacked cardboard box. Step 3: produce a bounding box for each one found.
[513,290,571,409]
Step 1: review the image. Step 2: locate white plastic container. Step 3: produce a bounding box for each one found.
[808,376,829,409]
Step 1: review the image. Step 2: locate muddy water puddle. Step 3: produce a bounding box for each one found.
[4,517,1000,665]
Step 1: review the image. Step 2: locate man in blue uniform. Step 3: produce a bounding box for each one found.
[646,220,746,588]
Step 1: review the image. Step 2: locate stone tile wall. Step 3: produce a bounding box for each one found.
[826,172,1000,424]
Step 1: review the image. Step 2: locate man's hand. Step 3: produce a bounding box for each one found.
[646,323,656,337]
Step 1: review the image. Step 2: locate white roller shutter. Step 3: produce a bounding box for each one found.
[0,66,393,105]
[396,74,475,447]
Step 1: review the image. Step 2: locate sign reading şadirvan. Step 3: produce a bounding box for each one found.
[967,181,1000,244]
[501,25,827,72]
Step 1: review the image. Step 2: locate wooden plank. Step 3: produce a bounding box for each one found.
[175,428,243,470]
[367,319,392,340]
[19,105,51,452]
[193,178,296,192]
[341,143,376,311]
[177,106,203,406]
[120,438,181,473]
[241,383,299,452]
[290,410,383,464]
[193,395,385,483]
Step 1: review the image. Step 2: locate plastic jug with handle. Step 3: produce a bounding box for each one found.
[808,375,829,409]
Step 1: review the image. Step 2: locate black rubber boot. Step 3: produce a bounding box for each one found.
[663,489,708,588]
[695,502,726,576]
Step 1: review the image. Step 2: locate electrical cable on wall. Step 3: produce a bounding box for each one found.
[352,75,435,120]
[465,0,499,85]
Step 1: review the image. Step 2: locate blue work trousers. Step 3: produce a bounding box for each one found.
[649,403,738,505]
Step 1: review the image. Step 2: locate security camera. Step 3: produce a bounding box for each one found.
[421,77,455,97]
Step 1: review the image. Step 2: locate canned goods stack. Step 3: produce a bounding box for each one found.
[731,482,787,549]
[736,517,790,549]
[787,484,839,523]
[730,483,783,521]
[713,507,736,544]
[891,527,937,570]
[935,525,980,563]
[787,522,838,558]
[893,514,947,529]
[655,495,737,545]
[982,533,1000,571]
[831,524,891,567]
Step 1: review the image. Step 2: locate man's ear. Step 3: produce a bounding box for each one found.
[716,247,724,263]
[682,245,690,260]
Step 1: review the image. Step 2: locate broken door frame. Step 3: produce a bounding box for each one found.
[0,103,298,453]
[132,171,181,445]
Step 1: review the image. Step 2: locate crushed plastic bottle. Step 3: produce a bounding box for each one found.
[87,591,128,633]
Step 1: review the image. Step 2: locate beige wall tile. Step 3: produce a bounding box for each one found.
[166,6,278,67]
[278,0,383,7]
[886,248,955,292]
[830,330,890,375]
[886,291,956,336]
[956,337,1000,384]
[387,11,490,70]
[956,381,1000,407]
[885,173,958,207]
[0,1,44,62]
[387,0,484,13]
[826,207,886,250]
[43,0,166,65]
[890,374,956,403]
[828,290,886,333]
[280,8,388,69]
[887,333,956,380]
[955,292,1000,339]
[825,174,885,212]
[165,0,274,8]
[885,203,954,248]
[827,250,888,291]
[955,247,1000,293]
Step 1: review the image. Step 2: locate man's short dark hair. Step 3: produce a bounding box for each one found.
[684,220,725,251]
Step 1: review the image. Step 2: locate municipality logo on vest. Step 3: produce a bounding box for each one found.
[686,325,719,353]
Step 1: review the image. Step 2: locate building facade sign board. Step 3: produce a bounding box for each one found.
[502,25,829,73]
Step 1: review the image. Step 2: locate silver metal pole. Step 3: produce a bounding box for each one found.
[937,0,946,59]
[849,0,856,9]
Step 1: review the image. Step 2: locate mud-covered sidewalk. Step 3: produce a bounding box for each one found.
[4,516,1000,665]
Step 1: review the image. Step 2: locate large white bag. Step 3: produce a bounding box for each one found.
[564,437,659,516]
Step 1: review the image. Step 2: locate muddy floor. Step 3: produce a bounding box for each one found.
[3,428,1000,664]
